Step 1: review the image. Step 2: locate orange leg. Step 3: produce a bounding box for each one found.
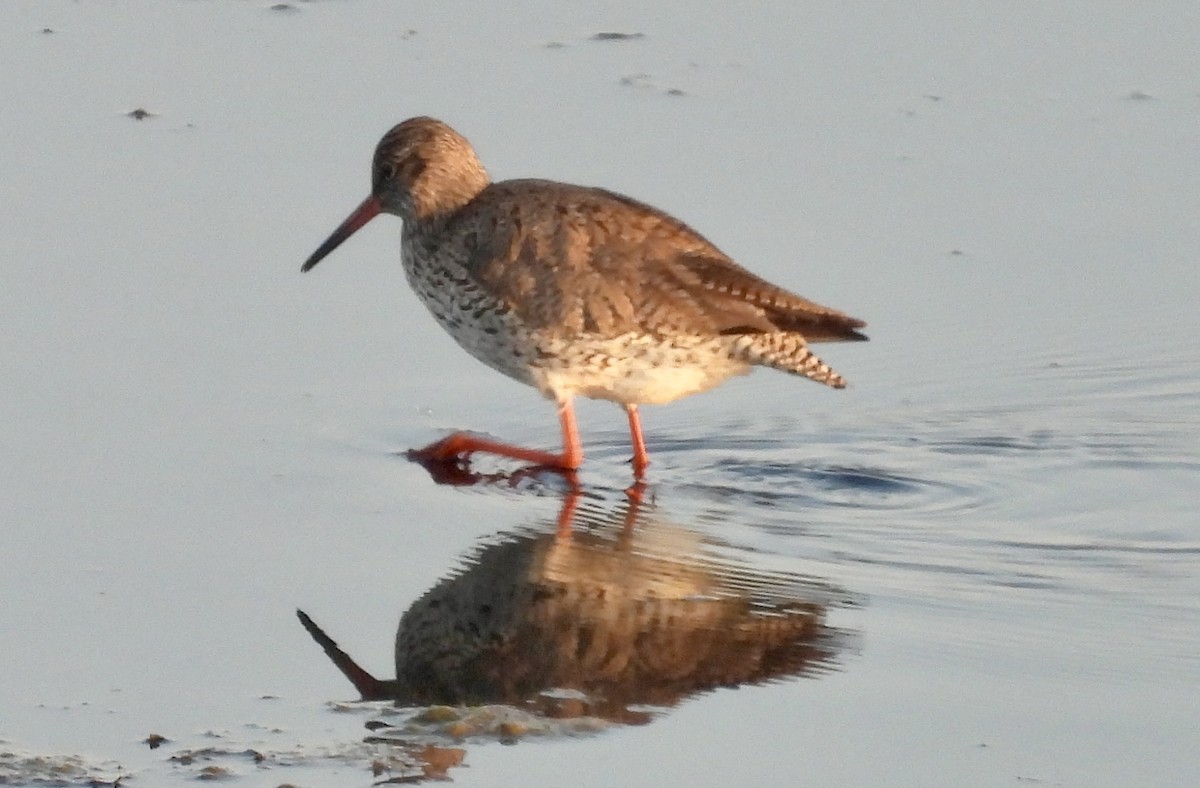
[625,404,650,479]
[409,397,583,472]
[557,397,583,469]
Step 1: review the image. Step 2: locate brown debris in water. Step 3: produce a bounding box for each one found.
[591,32,645,41]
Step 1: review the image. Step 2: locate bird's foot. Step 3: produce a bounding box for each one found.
[405,432,478,465]
[407,431,580,475]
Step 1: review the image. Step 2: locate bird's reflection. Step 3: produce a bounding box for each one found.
[299,488,855,734]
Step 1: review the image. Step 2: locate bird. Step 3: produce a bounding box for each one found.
[301,117,867,479]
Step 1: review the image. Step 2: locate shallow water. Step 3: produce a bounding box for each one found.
[3,1,1200,786]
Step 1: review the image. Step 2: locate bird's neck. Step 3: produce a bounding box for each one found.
[409,162,490,223]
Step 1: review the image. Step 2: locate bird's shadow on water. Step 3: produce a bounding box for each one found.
[293,483,860,783]
[580,419,998,519]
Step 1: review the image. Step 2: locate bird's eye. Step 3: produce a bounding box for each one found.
[374,163,396,192]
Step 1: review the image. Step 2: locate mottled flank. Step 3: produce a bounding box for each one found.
[302,116,867,474]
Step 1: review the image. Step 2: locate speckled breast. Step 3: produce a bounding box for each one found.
[401,235,540,388]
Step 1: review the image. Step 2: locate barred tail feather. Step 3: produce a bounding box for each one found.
[733,333,850,389]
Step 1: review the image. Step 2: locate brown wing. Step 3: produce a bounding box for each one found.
[465,180,868,342]
[668,254,868,342]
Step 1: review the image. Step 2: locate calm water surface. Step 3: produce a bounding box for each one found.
[3,1,1199,786]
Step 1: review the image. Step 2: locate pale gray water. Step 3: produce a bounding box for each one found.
[2,1,1198,786]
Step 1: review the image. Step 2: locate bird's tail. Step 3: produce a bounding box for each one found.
[733,333,850,389]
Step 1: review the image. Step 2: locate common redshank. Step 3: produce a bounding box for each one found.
[302,117,867,478]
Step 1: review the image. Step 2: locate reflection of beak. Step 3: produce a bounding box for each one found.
[300,195,383,272]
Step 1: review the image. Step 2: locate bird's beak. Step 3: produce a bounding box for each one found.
[301,195,383,272]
